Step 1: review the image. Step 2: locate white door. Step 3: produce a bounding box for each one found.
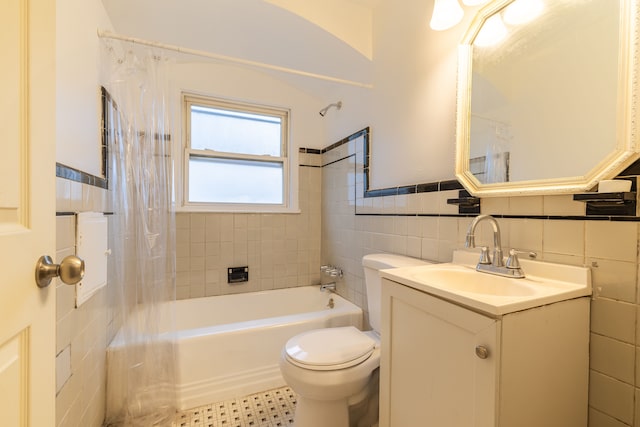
[0,0,57,425]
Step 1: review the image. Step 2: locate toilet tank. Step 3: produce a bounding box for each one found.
[362,254,432,332]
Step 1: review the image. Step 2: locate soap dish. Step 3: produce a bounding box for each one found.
[598,179,632,193]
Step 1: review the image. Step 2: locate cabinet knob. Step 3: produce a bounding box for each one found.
[475,345,490,359]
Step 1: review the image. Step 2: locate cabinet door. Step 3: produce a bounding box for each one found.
[380,279,499,427]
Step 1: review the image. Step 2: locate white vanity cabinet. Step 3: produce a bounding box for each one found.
[379,278,589,427]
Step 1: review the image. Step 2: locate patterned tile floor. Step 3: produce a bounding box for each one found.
[172,386,296,427]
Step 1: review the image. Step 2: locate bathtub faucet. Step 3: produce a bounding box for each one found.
[320,265,343,278]
[320,282,336,293]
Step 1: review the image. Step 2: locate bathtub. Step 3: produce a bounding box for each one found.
[107,285,363,411]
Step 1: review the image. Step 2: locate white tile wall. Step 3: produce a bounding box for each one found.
[175,162,322,299]
[55,131,640,426]
[319,138,640,426]
[55,177,114,427]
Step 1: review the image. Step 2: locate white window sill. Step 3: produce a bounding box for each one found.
[175,203,301,214]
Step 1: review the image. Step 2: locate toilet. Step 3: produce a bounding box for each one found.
[279,254,431,427]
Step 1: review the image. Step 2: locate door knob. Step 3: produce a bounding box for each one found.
[35,255,85,288]
[475,345,490,359]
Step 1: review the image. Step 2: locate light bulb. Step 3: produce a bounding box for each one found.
[503,0,544,25]
[474,14,508,47]
[430,0,464,31]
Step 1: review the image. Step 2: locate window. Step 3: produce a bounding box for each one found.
[182,94,293,211]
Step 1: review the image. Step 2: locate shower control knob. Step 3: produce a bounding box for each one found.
[35,255,85,288]
[475,345,490,359]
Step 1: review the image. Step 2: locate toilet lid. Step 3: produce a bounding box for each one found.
[285,326,376,369]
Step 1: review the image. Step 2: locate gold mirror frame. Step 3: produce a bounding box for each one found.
[455,0,640,197]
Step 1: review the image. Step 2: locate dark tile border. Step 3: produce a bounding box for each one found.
[323,155,354,168]
[346,211,640,222]
[416,183,438,193]
[299,148,322,155]
[485,214,640,222]
[314,128,640,222]
[299,127,466,200]
[320,130,363,153]
[100,86,111,182]
[56,163,108,189]
[57,211,113,216]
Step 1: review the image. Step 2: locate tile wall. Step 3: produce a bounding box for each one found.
[321,131,640,427]
[53,125,640,426]
[55,174,117,427]
[174,153,322,299]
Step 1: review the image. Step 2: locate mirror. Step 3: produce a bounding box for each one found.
[455,0,640,196]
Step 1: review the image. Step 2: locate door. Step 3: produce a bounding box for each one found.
[380,279,499,427]
[0,0,57,425]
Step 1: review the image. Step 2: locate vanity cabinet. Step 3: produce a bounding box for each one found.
[379,278,589,427]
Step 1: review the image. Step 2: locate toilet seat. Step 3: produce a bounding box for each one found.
[285,326,376,371]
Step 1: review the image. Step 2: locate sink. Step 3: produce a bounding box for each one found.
[380,250,592,316]
[409,264,536,297]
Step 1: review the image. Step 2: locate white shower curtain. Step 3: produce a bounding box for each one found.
[102,41,177,426]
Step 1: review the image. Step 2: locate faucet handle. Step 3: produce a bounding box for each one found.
[505,249,521,269]
[479,247,491,264]
[509,249,538,259]
[321,265,343,278]
[329,268,343,278]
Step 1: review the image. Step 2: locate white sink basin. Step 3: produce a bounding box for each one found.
[380,250,592,316]
[409,264,537,297]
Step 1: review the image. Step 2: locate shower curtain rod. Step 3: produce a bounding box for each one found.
[98,30,373,89]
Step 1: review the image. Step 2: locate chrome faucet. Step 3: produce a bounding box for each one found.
[465,215,504,267]
[320,265,343,278]
[320,265,340,293]
[465,215,525,278]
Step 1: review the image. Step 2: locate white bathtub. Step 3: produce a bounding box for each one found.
[107,285,363,411]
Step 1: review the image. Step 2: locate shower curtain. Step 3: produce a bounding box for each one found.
[102,41,177,426]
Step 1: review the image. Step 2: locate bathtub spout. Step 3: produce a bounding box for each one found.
[320,282,336,292]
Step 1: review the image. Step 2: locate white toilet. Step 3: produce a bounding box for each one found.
[279,254,430,427]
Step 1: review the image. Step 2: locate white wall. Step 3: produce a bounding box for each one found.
[325,1,483,189]
[101,0,485,190]
[56,0,113,175]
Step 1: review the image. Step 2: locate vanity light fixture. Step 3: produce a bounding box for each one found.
[430,0,489,31]
[430,0,464,31]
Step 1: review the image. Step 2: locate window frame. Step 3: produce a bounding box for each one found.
[179,93,297,213]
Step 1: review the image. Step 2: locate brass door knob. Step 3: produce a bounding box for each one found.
[35,255,85,288]
[475,345,490,359]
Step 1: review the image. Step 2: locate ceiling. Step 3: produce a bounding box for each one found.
[101,0,375,90]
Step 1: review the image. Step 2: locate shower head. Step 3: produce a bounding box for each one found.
[319,101,343,117]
